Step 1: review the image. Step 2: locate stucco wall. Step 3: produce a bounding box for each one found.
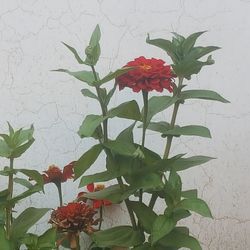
[0,1,249,249]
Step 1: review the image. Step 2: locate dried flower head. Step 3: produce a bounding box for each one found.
[43,161,75,184]
[49,202,99,234]
[116,56,175,93]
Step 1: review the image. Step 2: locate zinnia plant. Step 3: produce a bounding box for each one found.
[55,25,229,250]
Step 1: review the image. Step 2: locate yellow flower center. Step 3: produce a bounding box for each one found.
[140,64,152,70]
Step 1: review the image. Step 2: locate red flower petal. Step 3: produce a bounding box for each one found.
[87,183,95,192]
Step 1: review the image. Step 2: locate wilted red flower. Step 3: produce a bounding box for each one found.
[77,183,112,209]
[116,56,175,93]
[49,202,99,234]
[43,161,75,184]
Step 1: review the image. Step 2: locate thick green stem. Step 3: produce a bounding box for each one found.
[139,91,148,205]
[149,77,184,209]
[90,65,137,230]
[6,157,14,239]
[56,182,63,207]
[98,206,103,230]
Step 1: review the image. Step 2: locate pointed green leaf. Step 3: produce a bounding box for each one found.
[74,144,103,179]
[81,88,98,100]
[17,169,44,187]
[78,115,104,138]
[84,184,135,203]
[130,201,157,233]
[62,42,84,64]
[116,123,135,143]
[180,89,229,103]
[146,96,179,123]
[182,189,198,199]
[92,226,144,248]
[11,207,50,240]
[152,215,176,244]
[159,228,202,250]
[13,177,33,189]
[10,138,35,158]
[107,100,141,121]
[182,31,206,55]
[53,69,97,86]
[189,46,220,60]
[96,67,133,86]
[177,198,212,218]
[37,228,57,248]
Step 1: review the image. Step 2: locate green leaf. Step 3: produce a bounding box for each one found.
[146,96,178,123]
[13,177,33,189]
[11,207,50,241]
[159,228,202,250]
[78,115,104,138]
[74,144,103,179]
[0,226,11,250]
[165,170,182,203]
[172,55,215,79]
[176,198,212,218]
[89,24,101,48]
[10,138,35,158]
[0,139,11,157]
[147,122,211,138]
[92,226,143,248]
[37,228,57,248]
[116,123,135,143]
[188,46,220,60]
[81,88,98,100]
[146,35,178,63]
[84,24,101,66]
[163,125,211,138]
[62,42,84,64]
[182,189,198,199]
[8,184,42,205]
[107,100,141,121]
[53,69,97,86]
[180,89,229,103]
[96,67,133,86]
[83,184,135,203]
[79,170,119,187]
[152,215,176,245]
[130,201,157,233]
[17,169,44,187]
[104,140,143,158]
[15,125,34,147]
[182,31,206,55]
[172,209,191,221]
[156,155,214,172]
[129,172,164,191]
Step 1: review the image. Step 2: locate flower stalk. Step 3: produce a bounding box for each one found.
[90,65,137,230]
[149,76,184,209]
[6,157,14,239]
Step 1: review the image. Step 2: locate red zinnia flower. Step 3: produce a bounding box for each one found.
[116,56,175,93]
[77,183,112,209]
[49,202,99,234]
[43,161,75,184]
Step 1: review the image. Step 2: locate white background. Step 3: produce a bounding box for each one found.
[0,0,249,249]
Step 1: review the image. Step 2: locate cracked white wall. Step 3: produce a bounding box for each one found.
[0,0,249,249]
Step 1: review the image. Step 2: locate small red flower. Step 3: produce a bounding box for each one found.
[49,202,99,234]
[77,183,112,209]
[43,161,75,184]
[116,56,175,93]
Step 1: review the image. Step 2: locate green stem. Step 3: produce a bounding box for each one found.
[56,182,63,206]
[139,91,148,204]
[149,77,184,209]
[98,206,103,230]
[90,65,137,230]
[6,157,14,239]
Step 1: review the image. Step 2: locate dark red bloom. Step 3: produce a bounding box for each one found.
[49,202,99,234]
[43,162,75,184]
[77,183,112,209]
[116,56,175,93]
